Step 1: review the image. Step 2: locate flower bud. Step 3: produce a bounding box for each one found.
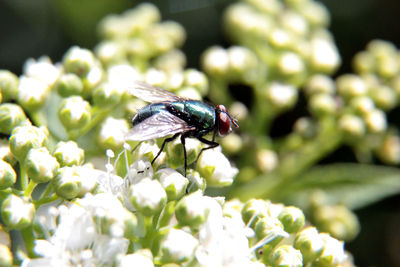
[336,74,367,100]
[25,147,59,184]
[155,168,188,201]
[95,41,126,66]
[161,21,186,48]
[254,217,287,242]
[154,49,186,73]
[277,52,305,77]
[278,206,305,233]
[220,133,243,155]
[0,139,15,164]
[349,96,375,115]
[23,56,60,86]
[183,69,208,97]
[97,117,129,150]
[53,141,85,166]
[353,51,374,74]
[17,76,50,111]
[58,96,91,130]
[160,228,198,263]
[264,83,298,110]
[370,84,397,111]
[53,166,82,199]
[201,46,230,77]
[241,199,270,224]
[9,125,47,161]
[0,103,27,135]
[338,114,365,139]
[0,244,12,267]
[63,46,96,77]
[314,233,346,266]
[0,160,16,189]
[304,74,335,97]
[228,46,260,83]
[196,148,238,187]
[308,93,337,117]
[55,73,83,97]
[310,35,340,74]
[1,194,35,230]
[93,82,123,107]
[127,160,154,185]
[185,169,206,194]
[363,108,387,133]
[0,70,18,102]
[119,252,154,267]
[294,227,324,263]
[175,191,209,229]
[167,138,200,169]
[375,134,400,164]
[130,178,167,217]
[299,1,330,27]
[256,149,278,173]
[269,245,303,267]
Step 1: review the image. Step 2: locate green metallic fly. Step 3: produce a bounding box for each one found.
[126,81,239,176]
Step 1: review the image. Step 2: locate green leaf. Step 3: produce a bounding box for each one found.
[280,163,400,210]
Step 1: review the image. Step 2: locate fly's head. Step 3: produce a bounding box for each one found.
[216,104,239,137]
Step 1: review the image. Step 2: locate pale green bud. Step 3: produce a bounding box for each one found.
[265,83,298,110]
[167,138,200,169]
[95,41,126,66]
[277,52,305,77]
[53,141,85,166]
[353,51,374,74]
[183,69,208,97]
[294,227,324,263]
[228,46,260,83]
[175,191,209,229]
[164,71,184,91]
[256,149,278,173]
[390,76,400,99]
[314,233,346,267]
[313,205,360,241]
[63,46,96,77]
[229,101,248,122]
[370,84,397,110]
[268,28,294,49]
[55,73,83,97]
[23,56,61,86]
[155,168,188,201]
[244,0,283,14]
[270,245,303,267]
[308,93,337,117]
[293,117,317,139]
[154,49,186,73]
[304,74,335,97]
[281,10,309,36]
[0,70,18,102]
[349,96,375,115]
[93,82,123,107]
[298,1,330,27]
[363,108,387,133]
[201,46,229,77]
[130,178,167,217]
[53,166,82,199]
[0,160,16,189]
[0,139,15,164]
[310,35,340,74]
[338,114,365,138]
[278,206,305,233]
[0,103,27,135]
[161,21,186,48]
[119,252,154,267]
[185,169,206,194]
[241,199,270,224]
[176,86,202,100]
[336,74,367,100]
[254,216,286,242]
[25,147,59,184]
[58,96,91,129]
[98,117,129,150]
[1,194,35,230]
[376,134,400,164]
[220,133,243,155]
[160,228,198,263]
[0,244,12,267]
[17,76,50,111]
[9,125,47,161]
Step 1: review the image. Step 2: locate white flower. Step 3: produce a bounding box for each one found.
[108,64,141,92]
[318,233,347,265]
[130,178,167,216]
[23,57,61,86]
[310,36,340,72]
[160,228,199,262]
[197,147,238,187]
[98,117,130,148]
[119,253,154,267]
[17,76,50,110]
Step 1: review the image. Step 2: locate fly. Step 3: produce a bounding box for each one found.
[126,81,239,176]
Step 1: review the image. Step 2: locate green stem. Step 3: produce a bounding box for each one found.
[24,180,36,198]
[20,165,29,191]
[21,226,36,258]
[33,194,60,206]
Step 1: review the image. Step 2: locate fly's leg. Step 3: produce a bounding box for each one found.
[152,133,180,165]
[181,135,187,177]
[195,136,219,163]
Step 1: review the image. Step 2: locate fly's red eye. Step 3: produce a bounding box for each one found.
[217,104,227,113]
[218,112,231,136]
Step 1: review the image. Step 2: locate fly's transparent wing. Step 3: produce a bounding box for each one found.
[128,81,183,103]
[125,111,195,141]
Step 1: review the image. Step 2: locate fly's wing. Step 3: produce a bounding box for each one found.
[125,111,196,141]
[128,81,183,103]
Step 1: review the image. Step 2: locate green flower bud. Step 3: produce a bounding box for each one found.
[183,69,208,97]
[227,46,260,83]
[0,244,12,267]
[92,82,122,107]
[155,168,188,201]
[370,84,397,111]
[63,46,96,77]
[23,56,61,86]
[119,252,154,267]
[353,51,374,74]
[338,114,365,139]
[17,76,50,111]
[277,52,305,78]
[53,166,82,199]
[375,134,400,164]
[298,1,330,27]
[293,117,317,139]
[220,133,243,155]
[185,169,206,194]
[304,74,335,97]
[254,217,287,242]
[363,108,387,133]
[58,96,91,130]
[256,149,278,173]
[160,228,198,264]
[241,199,271,224]
[0,103,27,135]
[154,49,186,73]
[270,245,303,267]
[264,83,298,110]
[175,191,209,229]
[95,41,126,66]
[310,35,340,74]
[9,125,47,161]
[130,178,167,217]
[0,160,16,189]
[336,74,367,100]
[98,117,129,150]
[308,93,337,117]
[314,233,346,267]
[0,70,18,102]
[1,194,35,230]
[313,205,360,241]
[53,141,85,166]
[161,21,186,48]
[55,73,83,97]
[278,206,305,233]
[349,96,375,115]
[294,227,324,263]
[201,46,229,77]
[25,147,59,184]
[167,138,200,169]
[0,139,15,164]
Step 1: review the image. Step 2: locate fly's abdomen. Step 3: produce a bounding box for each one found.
[132,103,168,126]
[167,100,215,130]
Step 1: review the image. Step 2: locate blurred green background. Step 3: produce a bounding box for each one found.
[1,0,400,265]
